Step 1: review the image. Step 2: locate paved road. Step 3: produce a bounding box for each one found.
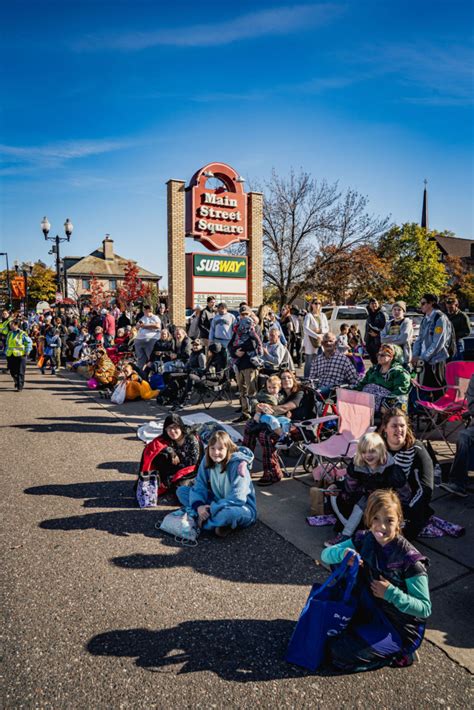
[1,367,472,708]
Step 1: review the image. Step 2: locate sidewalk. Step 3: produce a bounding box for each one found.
[60,368,474,674]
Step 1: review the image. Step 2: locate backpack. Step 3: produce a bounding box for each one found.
[434,312,456,358]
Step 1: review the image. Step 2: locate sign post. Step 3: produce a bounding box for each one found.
[167,162,262,325]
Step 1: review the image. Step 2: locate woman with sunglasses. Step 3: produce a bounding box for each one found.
[355,343,411,413]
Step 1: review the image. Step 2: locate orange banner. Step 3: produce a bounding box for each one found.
[11,276,26,299]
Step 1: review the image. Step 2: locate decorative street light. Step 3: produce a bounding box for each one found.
[14,260,34,312]
[41,216,74,298]
[0,252,12,307]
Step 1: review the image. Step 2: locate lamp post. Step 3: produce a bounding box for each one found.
[41,217,73,299]
[0,252,12,307]
[14,260,33,313]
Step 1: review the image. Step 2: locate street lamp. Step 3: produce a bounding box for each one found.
[14,260,33,313]
[41,216,74,299]
[0,252,12,307]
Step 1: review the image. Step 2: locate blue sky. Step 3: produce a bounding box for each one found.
[1,0,473,286]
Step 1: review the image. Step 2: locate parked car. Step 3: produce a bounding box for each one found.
[322,305,368,338]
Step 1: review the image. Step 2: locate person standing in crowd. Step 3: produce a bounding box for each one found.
[412,293,450,395]
[445,296,470,361]
[439,374,473,498]
[134,304,161,370]
[381,301,414,366]
[279,304,294,352]
[0,318,32,391]
[117,307,131,330]
[209,302,235,349]
[303,299,329,378]
[229,314,262,422]
[290,306,303,366]
[365,298,387,365]
[187,305,202,340]
[102,308,116,348]
[158,303,170,330]
[198,296,217,346]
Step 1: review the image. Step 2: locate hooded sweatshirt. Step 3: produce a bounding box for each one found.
[186,446,257,522]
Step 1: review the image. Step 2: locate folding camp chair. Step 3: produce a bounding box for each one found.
[411,361,474,453]
[188,367,234,410]
[304,388,376,479]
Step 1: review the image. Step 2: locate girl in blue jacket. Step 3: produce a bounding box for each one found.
[177,431,257,538]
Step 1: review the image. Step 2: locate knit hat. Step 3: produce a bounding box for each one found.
[392,301,407,312]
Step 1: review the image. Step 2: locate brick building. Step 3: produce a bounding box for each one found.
[64,236,161,300]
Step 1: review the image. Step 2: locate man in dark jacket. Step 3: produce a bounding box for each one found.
[198,296,217,345]
[445,296,471,361]
[364,298,387,365]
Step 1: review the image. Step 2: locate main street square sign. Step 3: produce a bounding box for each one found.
[186,162,248,251]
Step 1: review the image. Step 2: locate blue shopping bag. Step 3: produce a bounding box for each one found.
[149,372,165,390]
[286,552,360,671]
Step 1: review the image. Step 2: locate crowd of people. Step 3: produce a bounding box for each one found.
[1,291,472,674]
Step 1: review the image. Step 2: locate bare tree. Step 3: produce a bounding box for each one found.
[253,169,390,307]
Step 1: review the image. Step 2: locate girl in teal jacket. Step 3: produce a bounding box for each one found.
[321,489,431,672]
[177,430,257,538]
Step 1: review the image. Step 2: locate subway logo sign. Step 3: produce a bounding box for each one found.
[193,254,247,278]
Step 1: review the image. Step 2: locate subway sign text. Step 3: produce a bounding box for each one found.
[193,254,247,278]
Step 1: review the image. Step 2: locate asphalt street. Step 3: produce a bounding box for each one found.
[1,366,472,709]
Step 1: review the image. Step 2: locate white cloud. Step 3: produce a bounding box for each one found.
[73,3,344,51]
[0,138,136,176]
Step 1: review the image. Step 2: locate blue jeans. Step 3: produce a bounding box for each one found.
[259,413,291,433]
[176,486,255,530]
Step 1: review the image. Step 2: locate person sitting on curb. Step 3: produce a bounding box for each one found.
[176,430,257,538]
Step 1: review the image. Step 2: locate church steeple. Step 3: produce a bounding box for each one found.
[421,179,428,230]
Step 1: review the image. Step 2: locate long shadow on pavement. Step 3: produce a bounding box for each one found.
[87,619,311,681]
[8,422,133,435]
[25,480,137,508]
[36,506,320,586]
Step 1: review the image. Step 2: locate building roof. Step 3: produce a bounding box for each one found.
[64,242,161,279]
[432,234,473,259]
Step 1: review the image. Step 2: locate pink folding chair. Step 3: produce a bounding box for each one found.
[412,361,474,452]
[304,388,376,477]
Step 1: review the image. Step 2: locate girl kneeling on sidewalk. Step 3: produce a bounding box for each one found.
[177,431,257,538]
[321,489,431,672]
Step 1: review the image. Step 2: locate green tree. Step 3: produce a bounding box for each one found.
[377,223,448,304]
[28,262,57,304]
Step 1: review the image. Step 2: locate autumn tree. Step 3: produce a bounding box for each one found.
[313,245,395,304]
[377,223,448,304]
[258,169,390,307]
[444,255,474,308]
[88,273,111,310]
[116,261,150,310]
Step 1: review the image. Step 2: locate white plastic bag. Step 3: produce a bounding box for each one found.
[111,381,126,405]
[159,509,199,545]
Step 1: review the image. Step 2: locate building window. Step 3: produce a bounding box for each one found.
[109,278,117,290]
[82,278,90,290]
